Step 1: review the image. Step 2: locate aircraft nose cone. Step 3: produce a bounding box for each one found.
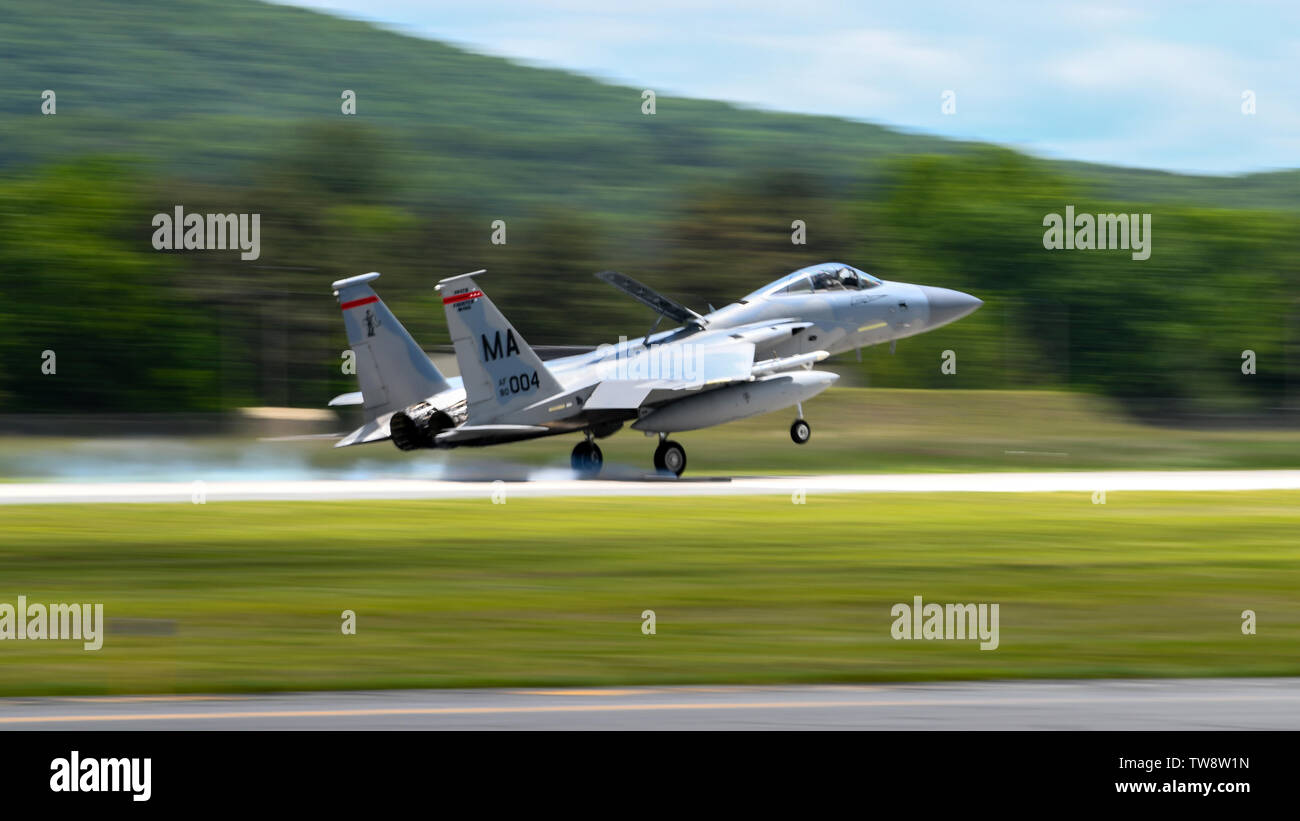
[920,286,983,328]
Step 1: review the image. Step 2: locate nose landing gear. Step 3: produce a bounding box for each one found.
[790,418,812,444]
[790,401,812,444]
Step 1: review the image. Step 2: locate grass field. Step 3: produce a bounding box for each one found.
[3,389,1299,480]
[1,491,1297,696]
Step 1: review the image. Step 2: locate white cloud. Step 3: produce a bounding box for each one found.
[275,0,1300,173]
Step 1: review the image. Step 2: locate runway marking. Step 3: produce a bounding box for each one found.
[57,695,252,703]
[4,693,1300,724]
[513,689,652,696]
[4,471,1300,505]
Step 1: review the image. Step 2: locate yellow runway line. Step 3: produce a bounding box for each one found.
[3,692,1300,724]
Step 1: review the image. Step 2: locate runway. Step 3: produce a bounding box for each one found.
[2,469,1299,504]
[2,678,1297,730]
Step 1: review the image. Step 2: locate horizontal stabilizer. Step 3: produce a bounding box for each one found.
[334,414,393,448]
[328,391,364,407]
[258,433,346,442]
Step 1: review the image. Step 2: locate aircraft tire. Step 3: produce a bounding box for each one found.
[654,440,687,477]
[571,441,603,476]
[790,419,812,444]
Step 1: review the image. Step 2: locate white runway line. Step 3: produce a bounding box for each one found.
[1,470,1299,504]
[2,678,1299,730]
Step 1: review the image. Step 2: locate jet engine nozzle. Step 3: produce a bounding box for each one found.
[389,400,467,450]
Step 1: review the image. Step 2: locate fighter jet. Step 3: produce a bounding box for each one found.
[327,263,981,476]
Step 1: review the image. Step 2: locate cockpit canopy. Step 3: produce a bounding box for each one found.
[743,263,883,300]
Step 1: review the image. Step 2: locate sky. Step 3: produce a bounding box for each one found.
[279,1,1299,175]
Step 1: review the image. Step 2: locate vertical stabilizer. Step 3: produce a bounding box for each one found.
[436,271,563,424]
[333,272,450,419]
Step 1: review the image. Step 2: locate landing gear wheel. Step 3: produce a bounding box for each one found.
[571,441,604,476]
[790,419,812,444]
[653,440,687,477]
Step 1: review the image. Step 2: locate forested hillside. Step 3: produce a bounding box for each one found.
[0,0,1296,415]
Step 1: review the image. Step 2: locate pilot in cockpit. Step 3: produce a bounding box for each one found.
[811,270,844,290]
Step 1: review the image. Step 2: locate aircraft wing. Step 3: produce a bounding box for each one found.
[578,321,827,411]
[595,270,705,325]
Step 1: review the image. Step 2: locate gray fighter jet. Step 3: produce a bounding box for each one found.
[327,263,981,476]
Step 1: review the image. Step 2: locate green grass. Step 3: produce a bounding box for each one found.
[0,491,1297,696]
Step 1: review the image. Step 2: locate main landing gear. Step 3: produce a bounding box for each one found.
[586,402,813,478]
[653,435,687,477]
[571,436,603,476]
[790,402,812,445]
